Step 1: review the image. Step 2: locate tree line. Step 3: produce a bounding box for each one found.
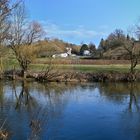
[80,27,140,74]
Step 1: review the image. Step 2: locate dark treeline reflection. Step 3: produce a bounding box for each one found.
[98,82,140,110]
[98,82,140,140]
[0,81,140,139]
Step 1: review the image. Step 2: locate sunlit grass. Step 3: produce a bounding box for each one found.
[29,64,135,73]
[3,57,140,73]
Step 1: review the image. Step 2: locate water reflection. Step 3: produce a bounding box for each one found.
[0,81,80,140]
[98,82,140,107]
[12,81,38,111]
[128,83,139,112]
[0,81,140,139]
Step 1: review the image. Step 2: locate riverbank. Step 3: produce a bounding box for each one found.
[2,70,140,82]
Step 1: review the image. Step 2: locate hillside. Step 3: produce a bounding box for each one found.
[101,42,140,60]
[33,39,80,57]
[103,46,128,59]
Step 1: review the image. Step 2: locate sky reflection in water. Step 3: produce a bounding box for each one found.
[0,81,140,140]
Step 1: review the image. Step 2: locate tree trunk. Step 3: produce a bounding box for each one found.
[21,69,27,79]
[0,57,3,79]
[13,66,16,80]
[130,63,134,73]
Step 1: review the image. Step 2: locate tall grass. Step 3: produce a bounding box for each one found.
[34,58,131,65]
[2,54,140,73]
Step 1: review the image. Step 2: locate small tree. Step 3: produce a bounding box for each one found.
[13,44,38,78]
[9,1,44,78]
[80,44,89,55]
[123,40,140,74]
[98,38,106,51]
[123,22,140,75]
[98,38,107,58]
[106,29,126,48]
[89,43,96,53]
[135,20,140,41]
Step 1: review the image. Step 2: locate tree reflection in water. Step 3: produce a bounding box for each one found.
[128,83,139,112]
[0,81,9,140]
[28,107,48,140]
[12,81,38,110]
[11,81,78,139]
[98,82,140,139]
[98,82,140,111]
[119,83,140,140]
[1,81,140,139]
[0,81,5,110]
[12,80,48,139]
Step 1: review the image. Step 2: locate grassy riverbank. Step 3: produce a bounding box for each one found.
[29,64,131,73]
[2,57,140,73]
[2,57,140,82]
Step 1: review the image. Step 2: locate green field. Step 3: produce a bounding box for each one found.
[29,64,137,73]
[1,57,139,73]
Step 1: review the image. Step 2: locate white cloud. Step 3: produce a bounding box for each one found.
[41,21,108,44]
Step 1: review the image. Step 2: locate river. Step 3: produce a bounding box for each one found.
[0,81,140,140]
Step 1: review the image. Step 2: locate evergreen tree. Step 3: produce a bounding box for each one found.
[80,44,89,55]
[98,38,106,51]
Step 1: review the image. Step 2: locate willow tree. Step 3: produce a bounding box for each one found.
[9,1,45,78]
[0,0,19,76]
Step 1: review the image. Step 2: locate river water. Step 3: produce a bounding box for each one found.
[0,81,140,140]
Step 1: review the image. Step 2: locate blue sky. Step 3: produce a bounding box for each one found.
[25,0,140,46]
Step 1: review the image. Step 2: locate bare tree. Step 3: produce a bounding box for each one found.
[0,0,11,45]
[135,18,140,41]
[0,0,20,78]
[0,0,19,45]
[123,24,140,75]
[0,0,8,47]
[9,1,45,78]
[123,38,140,77]
[26,21,44,45]
[106,29,126,48]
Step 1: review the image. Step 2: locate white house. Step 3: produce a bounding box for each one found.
[52,47,73,58]
[52,53,68,58]
[83,50,91,56]
[66,48,72,55]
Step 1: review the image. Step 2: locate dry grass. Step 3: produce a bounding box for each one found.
[34,58,130,65]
